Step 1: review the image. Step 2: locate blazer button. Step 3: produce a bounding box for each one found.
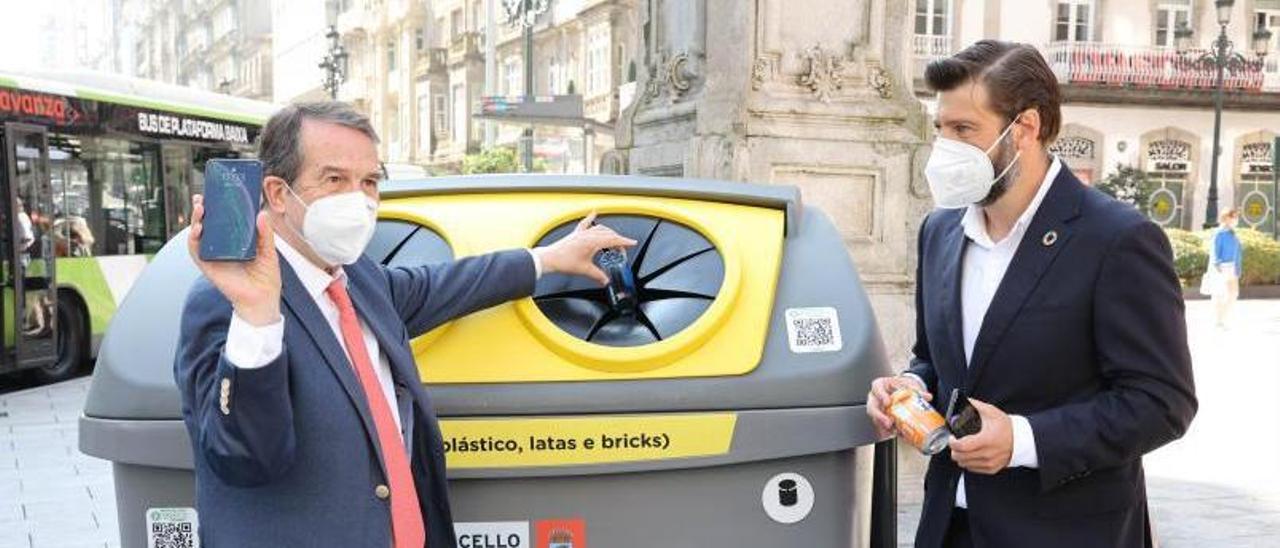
[375,484,390,500]
[219,378,231,415]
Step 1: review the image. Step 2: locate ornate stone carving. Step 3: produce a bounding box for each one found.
[642,50,697,104]
[869,65,892,99]
[667,51,693,96]
[797,45,845,103]
[751,56,773,90]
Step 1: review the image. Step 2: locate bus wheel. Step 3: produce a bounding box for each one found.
[32,297,87,384]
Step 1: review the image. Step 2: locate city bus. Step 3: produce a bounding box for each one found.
[0,69,276,383]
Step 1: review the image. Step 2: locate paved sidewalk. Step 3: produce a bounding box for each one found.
[897,299,1280,547]
[0,376,116,548]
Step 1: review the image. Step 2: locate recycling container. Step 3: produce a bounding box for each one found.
[80,175,895,548]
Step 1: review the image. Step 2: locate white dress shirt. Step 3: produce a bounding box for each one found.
[223,235,543,431]
[952,157,1061,508]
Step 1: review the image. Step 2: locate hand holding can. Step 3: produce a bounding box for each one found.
[888,387,951,455]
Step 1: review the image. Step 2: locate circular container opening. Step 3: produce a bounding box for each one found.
[532,214,725,347]
[368,219,454,266]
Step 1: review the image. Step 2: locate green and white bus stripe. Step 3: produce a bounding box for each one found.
[0,70,276,126]
[58,256,151,337]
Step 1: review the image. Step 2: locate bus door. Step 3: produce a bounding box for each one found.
[0,123,57,371]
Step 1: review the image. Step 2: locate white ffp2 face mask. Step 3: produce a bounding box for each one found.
[284,186,378,266]
[924,120,1022,209]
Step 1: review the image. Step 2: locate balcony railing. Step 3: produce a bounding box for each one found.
[913,34,951,61]
[449,32,481,60]
[416,47,448,75]
[1043,42,1268,92]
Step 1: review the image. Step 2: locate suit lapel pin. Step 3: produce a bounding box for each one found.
[1042,230,1059,247]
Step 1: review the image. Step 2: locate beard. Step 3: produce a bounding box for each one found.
[976,136,1021,207]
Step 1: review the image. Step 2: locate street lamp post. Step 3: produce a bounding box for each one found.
[1175,0,1272,228]
[504,0,550,173]
[319,25,349,100]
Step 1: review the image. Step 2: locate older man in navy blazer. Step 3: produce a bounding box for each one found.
[867,41,1197,548]
[175,102,633,548]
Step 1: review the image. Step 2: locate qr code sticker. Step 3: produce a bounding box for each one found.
[785,307,843,354]
[147,507,199,548]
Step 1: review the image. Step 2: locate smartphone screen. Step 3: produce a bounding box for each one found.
[199,159,263,262]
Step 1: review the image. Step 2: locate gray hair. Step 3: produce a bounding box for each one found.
[257,101,380,184]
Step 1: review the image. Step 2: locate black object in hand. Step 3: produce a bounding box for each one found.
[945,388,982,438]
[589,218,639,316]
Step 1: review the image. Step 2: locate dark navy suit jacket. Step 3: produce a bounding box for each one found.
[907,167,1197,548]
[174,249,536,547]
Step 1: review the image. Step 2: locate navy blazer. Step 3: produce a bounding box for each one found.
[907,167,1197,548]
[174,249,536,548]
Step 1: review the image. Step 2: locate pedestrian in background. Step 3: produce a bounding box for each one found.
[1209,208,1243,328]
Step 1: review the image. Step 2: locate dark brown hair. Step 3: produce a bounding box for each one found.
[258,102,379,185]
[924,40,1062,144]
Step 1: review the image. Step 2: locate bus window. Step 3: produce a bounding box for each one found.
[162,144,193,235]
[49,138,93,257]
[86,138,166,255]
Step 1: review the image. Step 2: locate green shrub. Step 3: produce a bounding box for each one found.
[1165,226,1280,287]
[462,146,549,174]
[1164,228,1209,285]
[463,147,519,174]
[1236,228,1280,286]
[1096,165,1156,216]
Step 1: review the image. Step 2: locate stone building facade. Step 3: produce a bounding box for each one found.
[616,0,933,365]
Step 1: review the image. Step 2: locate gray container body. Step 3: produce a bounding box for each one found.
[79,176,894,548]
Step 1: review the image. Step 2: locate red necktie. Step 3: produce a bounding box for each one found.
[326,279,426,548]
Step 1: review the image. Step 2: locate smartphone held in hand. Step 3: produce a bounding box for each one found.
[199,159,263,262]
[945,388,983,439]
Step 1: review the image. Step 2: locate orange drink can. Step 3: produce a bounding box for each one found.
[888,387,950,455]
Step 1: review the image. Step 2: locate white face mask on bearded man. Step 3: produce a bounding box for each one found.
[923,116,1023,209]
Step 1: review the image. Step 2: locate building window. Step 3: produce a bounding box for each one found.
[451,9,463,40]
[416,28,425,51]
[212,5,235,39]
[388,105,400,144]
[328,0,352,14]
[387,40,397,72]
[452,84,467,144]
[914,0,950,35]
[1257,8,1280,55]
[586,25,610,96]
[617,44,626,83]
[1054,0,1094,42]
[504,57,521,96]
[1156,0,1193,48]
[418,93,431,151]
[434,94,447,134]
[548,58,559,95]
